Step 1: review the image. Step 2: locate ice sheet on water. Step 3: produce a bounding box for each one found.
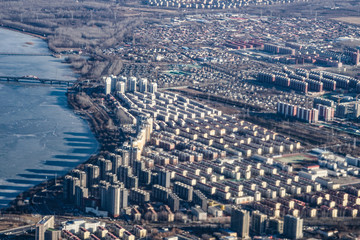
[0,29,98,209]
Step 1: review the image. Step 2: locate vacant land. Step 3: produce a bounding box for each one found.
[0,214,40,231]
[333,17,360,25]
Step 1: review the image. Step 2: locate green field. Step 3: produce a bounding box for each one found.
[168,71,191,75]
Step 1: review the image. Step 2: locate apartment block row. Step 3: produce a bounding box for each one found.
[258,68,360,93]
[257,72,309,93]
[277,102,320,123]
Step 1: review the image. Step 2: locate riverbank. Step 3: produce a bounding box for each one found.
[0,25,47,40]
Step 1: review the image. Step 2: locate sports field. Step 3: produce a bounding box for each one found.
[274,153,318,164]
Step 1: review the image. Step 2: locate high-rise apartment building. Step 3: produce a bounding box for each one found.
[284,215,303,239]
[231,208,250,239]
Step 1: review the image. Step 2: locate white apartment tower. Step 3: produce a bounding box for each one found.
[139,78,148,93]
[148,82,158,93]
[129,77,137,92]
[105,77,112,95]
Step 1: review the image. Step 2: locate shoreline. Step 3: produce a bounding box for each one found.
[0,28,102,213]
[0,25,47,40]
[0,25,81,54]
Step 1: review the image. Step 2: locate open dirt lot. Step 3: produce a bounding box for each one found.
[333,17,360,25]
[0,215,41,231]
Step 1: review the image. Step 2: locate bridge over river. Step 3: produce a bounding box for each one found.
[0,52,52,56]
[0,76,75,86]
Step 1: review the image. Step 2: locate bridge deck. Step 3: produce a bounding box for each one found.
[0,76,75,86]
[0,53,51,56]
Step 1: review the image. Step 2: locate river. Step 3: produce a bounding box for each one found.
[0,28,98,209]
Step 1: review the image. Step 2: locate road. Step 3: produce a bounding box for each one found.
[0,224,35,236]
